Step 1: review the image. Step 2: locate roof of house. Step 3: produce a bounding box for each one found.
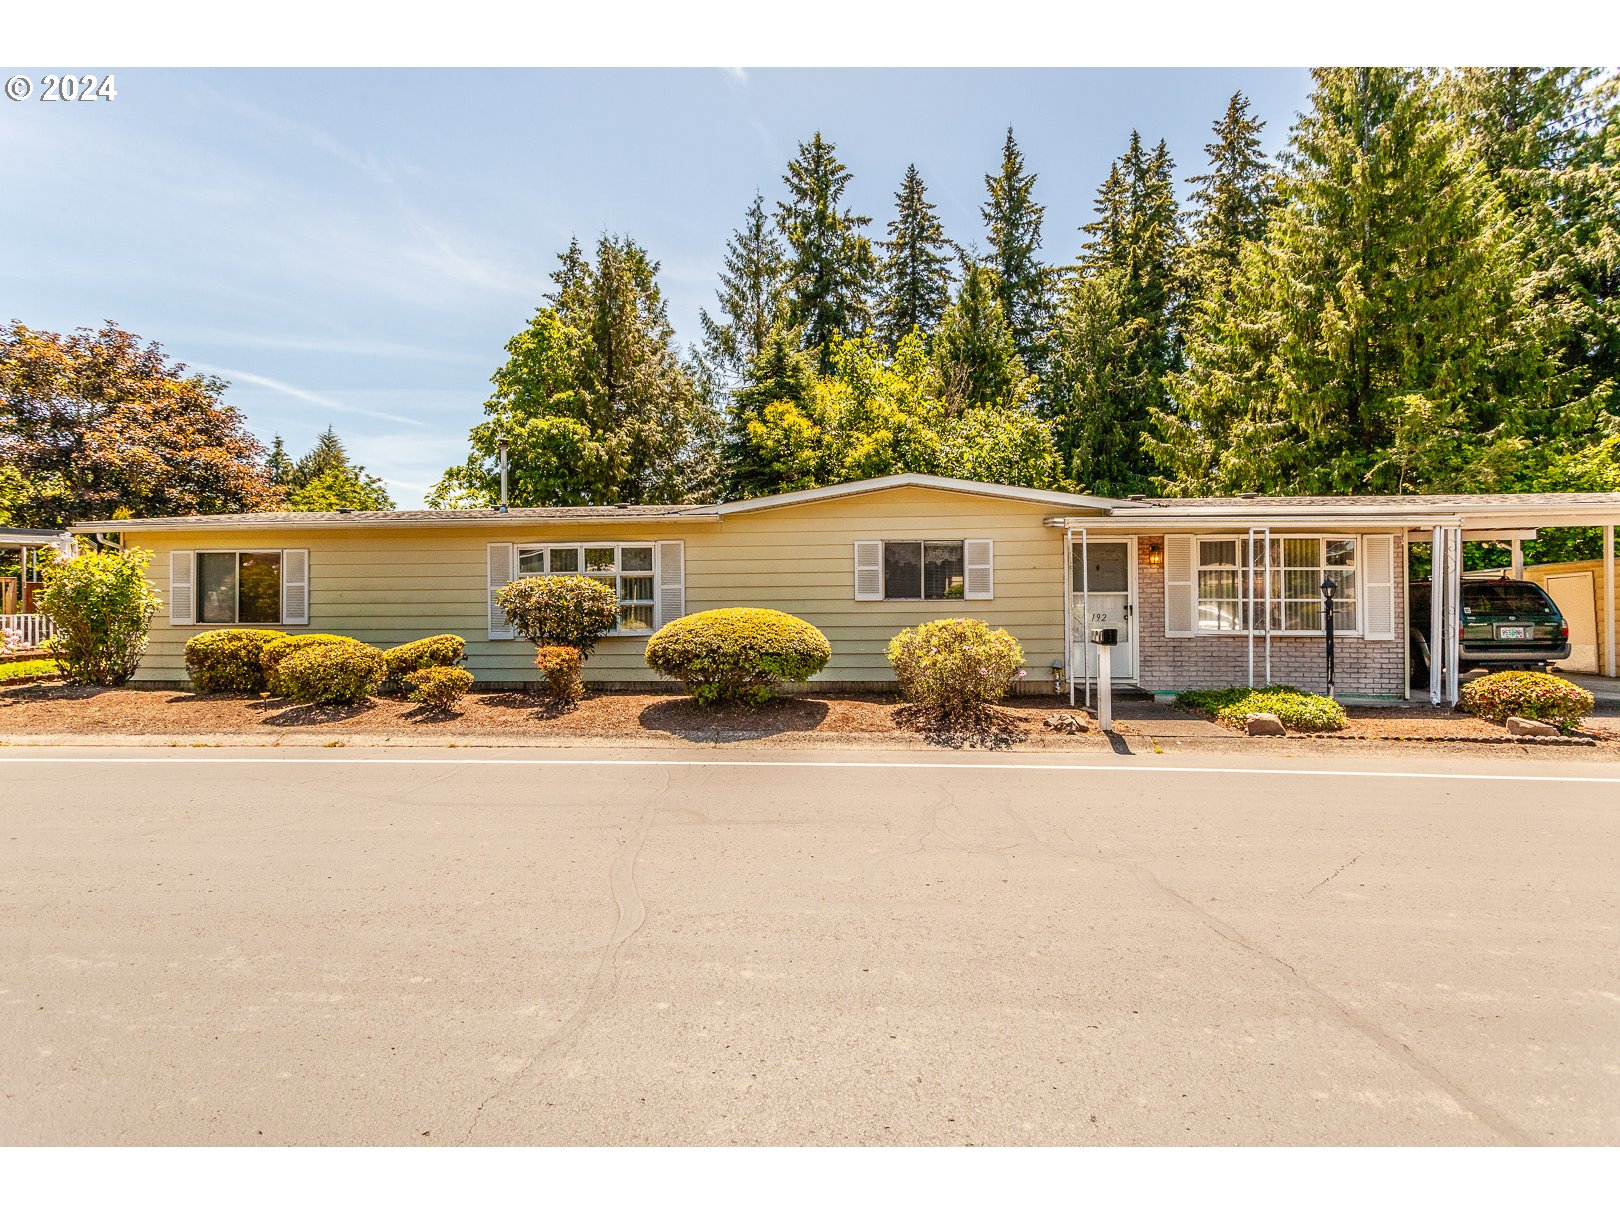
[1132,492,1620,510]
[71,504,723,532]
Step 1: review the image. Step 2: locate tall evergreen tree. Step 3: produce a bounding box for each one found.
[931,265,1034,412]
[282,426,395,511]
[431,234,718,507]
[266,435,293,487]
[698,193,788,387]
[1156,68,1559,496]
[1048,131,1185,494]
[876,164,956,348]
[980,128,1050,371]
[1184,91,1275,306]
[776,132,876,368]
[723,325,816,499]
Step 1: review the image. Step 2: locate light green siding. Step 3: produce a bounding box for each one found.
[126,486,1076,686]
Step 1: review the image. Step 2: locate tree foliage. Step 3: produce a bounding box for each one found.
[776,133,876,367]
[0,322,279,528]
[698,193,788,387]
[431,235,719,507]
[876,164,957,348]
[271,426,395,511]
[981,128,1051,373]
[931,264,1036,412]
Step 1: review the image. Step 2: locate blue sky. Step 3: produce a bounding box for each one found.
[2,68,1312,506]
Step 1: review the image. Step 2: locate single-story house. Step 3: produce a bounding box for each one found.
[70,475,1620,703]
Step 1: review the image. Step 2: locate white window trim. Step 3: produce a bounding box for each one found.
[869,538,980,603]
[1193,534,1362,638]
[191,549,295,627]
[514,541,661,636]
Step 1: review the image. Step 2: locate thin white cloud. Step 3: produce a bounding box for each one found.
[720,67,748,85]
[172,328,485,364]
[193,364,427,428]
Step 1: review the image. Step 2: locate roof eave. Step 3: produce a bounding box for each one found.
[69,512,725,533]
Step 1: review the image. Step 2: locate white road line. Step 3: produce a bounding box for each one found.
[3,754,1619,783]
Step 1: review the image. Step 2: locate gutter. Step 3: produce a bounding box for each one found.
[70,512,726,534]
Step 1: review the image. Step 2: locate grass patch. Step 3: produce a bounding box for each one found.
[1175,684,1347,733]
[0,659,61,681]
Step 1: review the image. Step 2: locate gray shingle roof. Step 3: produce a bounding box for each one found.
[73,504,721,531]
[1134,492,1620,509]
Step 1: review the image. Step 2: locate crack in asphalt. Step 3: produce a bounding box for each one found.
[1129,861,1536,1147]
[1304,854,1361,897]
[458,771,664,1144]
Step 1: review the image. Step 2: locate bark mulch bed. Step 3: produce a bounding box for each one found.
[1,682,1615,754]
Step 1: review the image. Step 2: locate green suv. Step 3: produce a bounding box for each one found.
[1409,578,1571,681]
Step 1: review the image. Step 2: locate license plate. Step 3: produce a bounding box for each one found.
[1496,626,1531,640]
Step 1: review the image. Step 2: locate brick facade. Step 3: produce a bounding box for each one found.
[1132,533,1409,699]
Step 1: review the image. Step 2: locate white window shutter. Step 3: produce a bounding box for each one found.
[487,542,516,640]
[854,541,883,601]
[963,539,994,600]
[1361,533,1396,640]
[169,550,194,626]
[281,549,309,626]
[1164,535,1195,637]
[656,540,685,628]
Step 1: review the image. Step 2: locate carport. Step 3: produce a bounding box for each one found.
[1412,495,1620,705]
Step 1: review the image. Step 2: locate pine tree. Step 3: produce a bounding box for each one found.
[281,427,395,511]
[698,193,788,387]
[931,265,1034,412]
[723,325,817,499]
[1049,131,1185,494]
[980,128,1050,371]
[431,234,718,507]
[876,165,956,348]
[1158,68,1556,496]
[1183,91,1275,307]
[266,436,293,487]
[776,132,876,368]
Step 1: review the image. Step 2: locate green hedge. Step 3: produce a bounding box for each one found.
[644,608,831,705]
[184,629,289,692]
[1458,670,1593,729]
[887,618,1025,720]
[260,633,352,678]
[267,639,384,704]
[1176,685,1347,732]
[382,634,465,681]
[405,665,473,711]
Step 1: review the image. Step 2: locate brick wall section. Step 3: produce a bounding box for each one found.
[1134,533,1409,698]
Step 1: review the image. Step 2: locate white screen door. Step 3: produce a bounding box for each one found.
[1072,539,1135,681]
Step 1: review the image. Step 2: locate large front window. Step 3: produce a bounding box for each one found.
[881,541,964,601]
[196,551,282,624]
[1196,536,1357,635]
[515,543,656,633]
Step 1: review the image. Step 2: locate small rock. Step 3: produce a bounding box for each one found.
[1245,712,1286,736]
[1043,712,1089,734]
[1505,716,1560,737]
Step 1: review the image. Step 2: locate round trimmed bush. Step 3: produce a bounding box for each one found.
[644,608,831,705]
[260,633,352,678]
[1459,670,1594,730]
[185,629,289,692]
[267,639,384,705]
[382,634,465,682]
[404,664,473,712]
[887,618,1025,721]
[534,645,584,705]
[496,575,619,657]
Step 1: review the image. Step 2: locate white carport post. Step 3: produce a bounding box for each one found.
[1081,529,1092,709]
[1429,526,1446,706]
[1606,523,1616,678]
[1063,527,1074,706]
[1510,538,1524,578]
[1445,526,1463,706]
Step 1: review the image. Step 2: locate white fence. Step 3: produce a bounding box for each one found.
[0,614,55,648]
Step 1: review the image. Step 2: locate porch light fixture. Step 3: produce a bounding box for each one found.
[1145,540,1163,566]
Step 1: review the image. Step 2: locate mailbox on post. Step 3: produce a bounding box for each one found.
[1088,627,1119,731]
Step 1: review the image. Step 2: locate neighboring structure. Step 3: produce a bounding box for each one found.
[70,476,1620,702]
[0,527,74,649]
[1520,557,1618,676]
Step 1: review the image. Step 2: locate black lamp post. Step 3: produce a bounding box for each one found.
[1321,576,1337,698]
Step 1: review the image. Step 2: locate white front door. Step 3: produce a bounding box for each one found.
[1071,538,1136,682]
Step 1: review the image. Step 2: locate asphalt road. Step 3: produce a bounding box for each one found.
[2,746,1617,1146]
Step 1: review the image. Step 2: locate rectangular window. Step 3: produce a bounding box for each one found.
[195,551,283,625]
[880,540,964,601]
[514,543,658,634]
[1194,536,1358,635]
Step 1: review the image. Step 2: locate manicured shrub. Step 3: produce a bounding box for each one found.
[534,645,585,705]
[1175,685,1348,732]
[39,546,163,686]
[496,575,619,657]
[644,608,832,706]
[1458,670,1594,730]
[184,628,289,692]
[260,633,352,678]
[404,664,474,712]
[887,618,1025,721]
[382,634,465,681]
[267,638,384,704]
